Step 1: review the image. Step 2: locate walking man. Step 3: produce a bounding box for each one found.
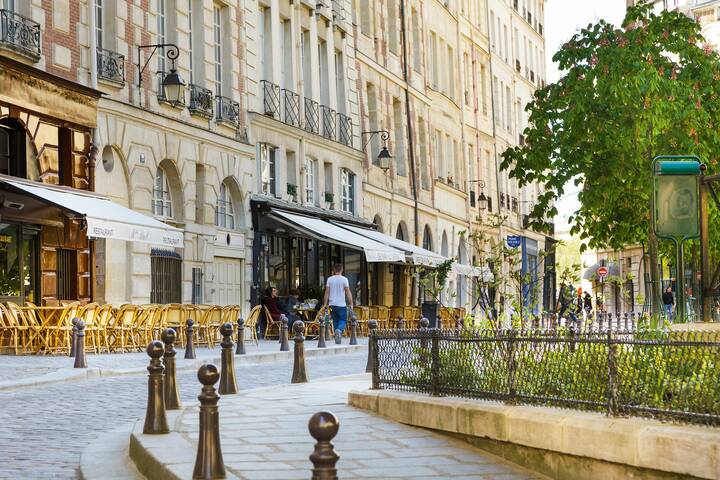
[323,263,354,337]
[663,286,675,323]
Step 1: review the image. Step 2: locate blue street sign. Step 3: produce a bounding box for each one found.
[507,235,522,248]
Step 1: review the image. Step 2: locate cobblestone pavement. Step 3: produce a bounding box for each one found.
[0,352,367,480]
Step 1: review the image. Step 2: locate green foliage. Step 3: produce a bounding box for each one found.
[501,2,720,256]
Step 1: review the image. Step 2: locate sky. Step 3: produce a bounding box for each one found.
[545,0,627,228]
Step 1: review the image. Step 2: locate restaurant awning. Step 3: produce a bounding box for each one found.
[270,211,406,263]
[1,178,184,248]
[336,223,447,266]
[453,263,494,281]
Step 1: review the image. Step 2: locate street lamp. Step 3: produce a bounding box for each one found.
[467,180,488,210]
[137,43,185,105]
[361,130,392,171]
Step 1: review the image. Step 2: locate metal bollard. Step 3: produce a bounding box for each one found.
[397,316,405,330]
[608,313,614,331]
[69,318,79,357]
[317,315,327,349]
[624,312,629,331]
[73,320,87,368]
[455,315,462,334]
[193,364,225,480]
[599,312,605,331]
[349,314,358,345]
[143,340,169,434]
[218,322,239,395]
[631,312,637,330]
[292,320,308,383]
[185,318,196,359]
[235,318,246,355]
[308,411,340,480]
[161,328,181,410]
[280,315,290,351]
[365,319,378,373]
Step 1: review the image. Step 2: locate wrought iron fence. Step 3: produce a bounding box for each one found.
[337,112,352,147]
[261,80,280,118]
[188,84,213,117]
[304,98,319,134]
[281,88,300,127]
[97,48,125,84]
[320,105,336,140]
[216,95,240,126]
[0,9,40,59]
[371,328,720,426]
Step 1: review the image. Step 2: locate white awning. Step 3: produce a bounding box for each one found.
[336,223,447,266]
[271,211,406,263]
[2,178,184,248]
[453,263,494,281]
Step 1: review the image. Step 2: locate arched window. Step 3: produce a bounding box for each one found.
[0,127,10,175]
[215,181,235,229]
[153,167,172,218]
[396,224,405,241]
[423,225,433,251]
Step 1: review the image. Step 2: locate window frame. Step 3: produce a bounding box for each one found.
[260,144,277,196]
[153,167,173,219]
[215,181,236,230]
[304,157,316,204]
[340,168,356,215]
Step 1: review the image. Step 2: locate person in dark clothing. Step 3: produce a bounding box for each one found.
[583,292,593,314]
[556,283,578,326]
[663,287,675,323]
[282,289,301,325]
[262,287,283,322]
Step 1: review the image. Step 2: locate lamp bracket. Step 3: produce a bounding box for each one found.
[360,130,390,152]
[137,43,180,91]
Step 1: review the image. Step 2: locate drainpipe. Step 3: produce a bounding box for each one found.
[88,0,99,192]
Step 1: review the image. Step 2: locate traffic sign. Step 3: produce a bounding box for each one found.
[506,235,521,248]
[597,266,609,279]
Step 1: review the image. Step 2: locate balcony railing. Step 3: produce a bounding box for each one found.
[320,105,336,140]
[261,80,280,119]
[0,9,40,59]
[216,95,240,127]
[337,112,352,147]
[281,88,300,127]
[304,98,319,134]
[97,48,125,85]
[331,0,348,32]
[188,84,213,118]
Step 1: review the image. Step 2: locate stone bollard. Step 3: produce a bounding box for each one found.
[317,315,327,349]
[280,315,290,352]
[73,320,87,368]
[292,320,308,383]
[365,319,378,374]
[193,364,225,480]
[69,317,79,357]
[185,319,196,359]
[349,313,358,346]
[218,322,239,395]
[308,411,340,480]
[235,318,246,355]
[143,340,169,434]
[161,328,181,410]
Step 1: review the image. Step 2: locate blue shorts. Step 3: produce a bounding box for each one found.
[330,306,348,333]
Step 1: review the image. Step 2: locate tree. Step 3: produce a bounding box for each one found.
[500,2,720,314]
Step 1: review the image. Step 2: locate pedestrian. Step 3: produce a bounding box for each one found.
[663,286,675,323]
[583,292,592,315]
[322,263,354,335]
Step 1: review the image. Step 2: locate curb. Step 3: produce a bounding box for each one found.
[0,344,366,392]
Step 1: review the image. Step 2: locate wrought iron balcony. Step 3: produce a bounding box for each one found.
[97,48,125,85]
[216,95,240,127]
[337,112,352,147]
[0,9,41,60]
[320,104,336,141]
[281,88,300,127]
[188,84,213,118]
[261,80,280,119]
[304,98,319,134]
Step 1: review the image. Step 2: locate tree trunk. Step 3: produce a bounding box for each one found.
[647,216,661,316]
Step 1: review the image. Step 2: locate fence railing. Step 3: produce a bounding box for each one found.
[371,328,720,426]
[216,95,240,127]
[281,88,300,127]
[97,48,125,84]
[304,98,319,134]
[320,105,336,140]
[337,112,352,147]
[261,80,280,118]
[188,84,213,117]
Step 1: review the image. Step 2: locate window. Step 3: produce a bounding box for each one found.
[259,144,277,196]
[191,267,203,304]
[304,157,316,204]
[215,181,235,229]
[392,98,405,176]
[360,0,372,36]
[429,32,438,88]
[153,167,173,218]
[0,128,10,175]
[95,0,103,49]
[387,0,399,54]
[56,249,78,301]
[1,0,15,11]
[212,5,222,97]
[151,249,182,303]
[188,0,194,82]
[411,9,421,72]
[340,169,355,215]
[157,0,166,72]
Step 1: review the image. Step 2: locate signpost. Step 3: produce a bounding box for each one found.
[653,156,703,322]
[597,266,608,310]
[506,235,521,249]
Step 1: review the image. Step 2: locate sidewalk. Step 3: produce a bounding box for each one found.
[120,374,542,480]
[0,338,366,391]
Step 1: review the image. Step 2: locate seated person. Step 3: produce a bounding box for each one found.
[262,287,283,323]
[282,289,301,326]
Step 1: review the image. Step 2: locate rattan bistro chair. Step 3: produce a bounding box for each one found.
[263,306,283,340]
[0,304,30,355]
[244,306,261,346]
[353,306,370,335]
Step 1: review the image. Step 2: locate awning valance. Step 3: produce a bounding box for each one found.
[1,178,184,248]
[271,211,406,263]
[336,223,447,266]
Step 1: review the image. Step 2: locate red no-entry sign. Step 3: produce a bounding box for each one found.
[597,266,609,279]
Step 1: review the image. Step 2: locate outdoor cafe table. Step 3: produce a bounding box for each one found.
[19,306,72,354]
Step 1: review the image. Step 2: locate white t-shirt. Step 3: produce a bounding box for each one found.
[326,275,350,306]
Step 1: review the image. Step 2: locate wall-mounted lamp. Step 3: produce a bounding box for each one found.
[137,43,185,106]
[361,130,392,171]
